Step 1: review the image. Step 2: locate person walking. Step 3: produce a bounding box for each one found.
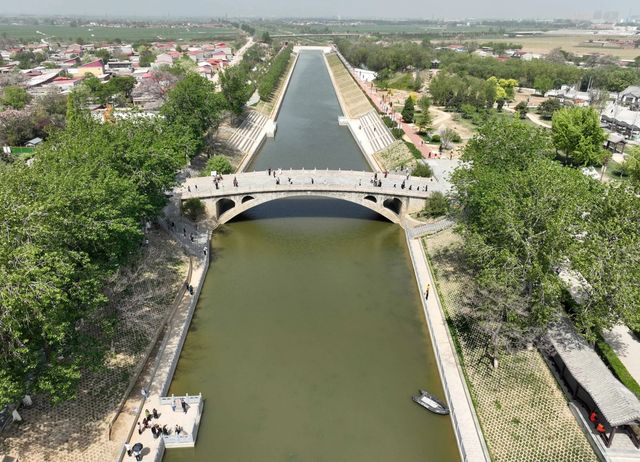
[425,284,431,301]
[137,421,143,435]
[181,398,188,414]
[125,443,132,457]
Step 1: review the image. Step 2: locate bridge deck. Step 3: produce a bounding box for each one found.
[178,170,445,200]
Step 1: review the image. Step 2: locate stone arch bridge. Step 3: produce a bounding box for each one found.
[177,170,442,226]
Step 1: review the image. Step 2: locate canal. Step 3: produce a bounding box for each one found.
[165,51,459,461]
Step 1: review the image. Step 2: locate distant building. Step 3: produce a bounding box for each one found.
[618,86,640,110]
[354,68,377,82]
[76,59,105,77]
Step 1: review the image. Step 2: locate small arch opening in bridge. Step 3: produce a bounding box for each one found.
[216,198,236,217]
[241,195,255,204]
[363,195,377,204]
[382,197,402,215]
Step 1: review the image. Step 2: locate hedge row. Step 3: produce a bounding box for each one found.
[258,46,293,102]
[595,335,640,400]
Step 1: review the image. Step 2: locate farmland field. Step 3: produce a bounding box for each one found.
[468,35,640,59]
[0,24,241,42]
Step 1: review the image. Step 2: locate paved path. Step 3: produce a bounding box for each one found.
[405,235,490,462]
[211,37,254,86]
[602,325,640,385]
[178,169,446,200]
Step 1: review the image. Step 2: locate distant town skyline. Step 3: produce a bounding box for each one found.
[1,0,639,21]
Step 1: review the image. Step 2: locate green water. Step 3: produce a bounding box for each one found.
[165,52,459,462]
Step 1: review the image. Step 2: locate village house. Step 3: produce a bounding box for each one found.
[73,59,105,78]
[618,86,640,110]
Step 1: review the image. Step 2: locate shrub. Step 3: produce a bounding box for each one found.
[183,198,205,221]
[203,155,233,175]
[404,141,422,160]
[422,192,449,218]
[412,162,433,177]
[391,127,404,139]
[430,134,441,143]
[382,116,395,128]
[595,336,640,399]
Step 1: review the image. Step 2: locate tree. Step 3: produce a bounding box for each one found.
[538,98,562,120]
[588,89,610,114]
[0,109,35,145]
[183,198,205,221]
[552,107,607,166]
[440,128,459,149]
[533,75,554,96]
[161,73,224,143]
[412,162,432,177]
[132,68,181,103]
[203,155,233,175]
[260,31,272,44]
[414,95,432,133]
[219,67,252,116]
[138,47,156,68]
[421,191,449,217]
[401,96,415,123]
[514,100,528,119]
[622,145,640,186]
[1,86,32,109]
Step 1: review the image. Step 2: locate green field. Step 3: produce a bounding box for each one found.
[0,24,241,42]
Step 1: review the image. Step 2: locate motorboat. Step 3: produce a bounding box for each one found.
[411,389,449,415]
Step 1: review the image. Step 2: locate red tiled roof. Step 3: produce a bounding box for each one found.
[79,59,103,68]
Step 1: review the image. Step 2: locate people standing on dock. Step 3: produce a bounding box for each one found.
[152,408,159,419]
[125,443,132,457]
[233,177,239,187]
[144,409,151,420]
[181,398,188,414]
[268,168,272,175]
[175,424,183,435]
[137,421,143,435]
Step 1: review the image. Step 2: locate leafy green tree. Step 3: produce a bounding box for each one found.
[421,191,449,217]
[219,67,252,116]
[401,96,415,123]
[514,101,528,119]
[183,198,205,221]
[552,107,607,166]
[452,117,640,358]
[537,98,562,120]
[161,73,224,144]
[622,145,640,186]
[1,86,32,109]
[138,47,156,68]
[414,95,432,133]
[412,162,432,177]
[260,31,272,44]
[203,155,233,175]
[533,75,554,96]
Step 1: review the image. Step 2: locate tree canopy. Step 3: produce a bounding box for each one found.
[451,117,639,358]
[0,65,221,406]
[552,106,607,166]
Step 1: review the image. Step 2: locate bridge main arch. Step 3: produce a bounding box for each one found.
[208,191,405,225]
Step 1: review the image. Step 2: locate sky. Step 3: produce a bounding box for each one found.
[2,0,639,20]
